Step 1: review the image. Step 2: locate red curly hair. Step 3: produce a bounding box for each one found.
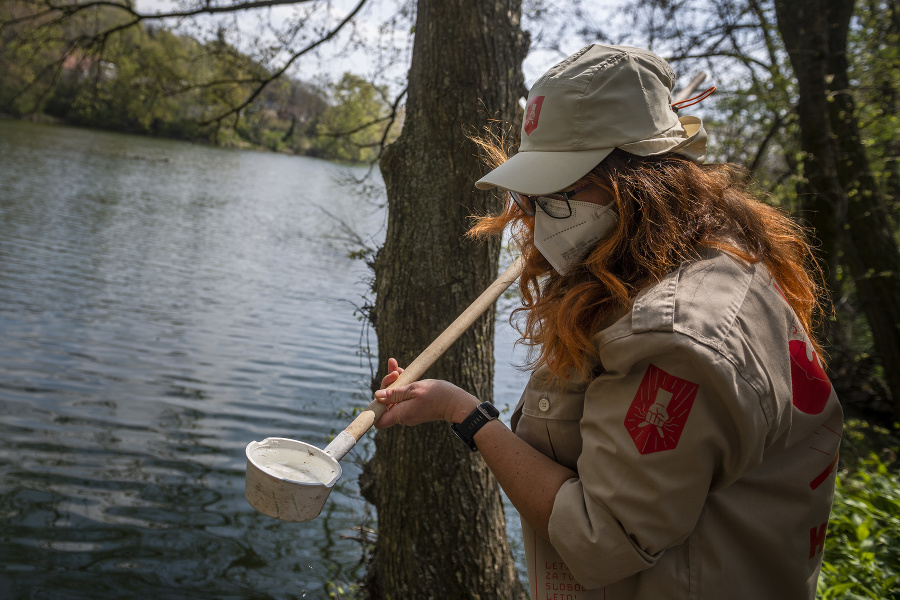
[468,146,828,381]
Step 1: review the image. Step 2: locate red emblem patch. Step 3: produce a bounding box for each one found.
[789,339,831,414]
[625,364,699,454]
[523,96,545,136]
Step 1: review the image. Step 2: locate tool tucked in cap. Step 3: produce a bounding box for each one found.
[476,44,708,196]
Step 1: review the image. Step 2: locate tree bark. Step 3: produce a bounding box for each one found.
[362,0,529,598]
[774,0,900,416]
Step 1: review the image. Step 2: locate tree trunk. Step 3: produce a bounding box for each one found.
[775,0,900,416]
[361,1,529,598]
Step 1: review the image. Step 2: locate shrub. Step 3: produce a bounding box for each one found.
[818,452,900,599]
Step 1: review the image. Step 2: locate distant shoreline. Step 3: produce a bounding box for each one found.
[0,113,373,165]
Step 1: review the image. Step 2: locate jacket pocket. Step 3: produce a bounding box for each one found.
[515,377,587,470]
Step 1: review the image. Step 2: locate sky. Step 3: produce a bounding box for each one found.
[134,0,413,87]
[131,0,628,91]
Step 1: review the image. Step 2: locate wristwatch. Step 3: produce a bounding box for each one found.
[451,402,500,451]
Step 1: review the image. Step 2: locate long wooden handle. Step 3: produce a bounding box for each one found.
[324,79,705,461]
[332,256,524,454]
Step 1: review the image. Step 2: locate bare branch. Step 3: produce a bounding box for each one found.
[375,86,406,156]
[4,0,321,29]
[318,86,406,143]
[199,0,370,125]
[318,114,393,138]
[747,0,781,68]
[670,50,772,71]
[747,111,785,176]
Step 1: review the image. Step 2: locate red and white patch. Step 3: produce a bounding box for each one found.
[523,96,545,136]
[774,280,833,414]
[625,364,699,454]
[789,339,831,415]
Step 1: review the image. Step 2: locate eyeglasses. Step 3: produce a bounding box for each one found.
[508,183,591,219]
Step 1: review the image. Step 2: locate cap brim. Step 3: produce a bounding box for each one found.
[475,148,614,195]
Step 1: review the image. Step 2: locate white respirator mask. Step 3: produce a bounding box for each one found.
[533,199,619,275]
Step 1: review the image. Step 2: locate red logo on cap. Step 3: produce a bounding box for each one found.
[625,364,699,454]
[523,96,545,136]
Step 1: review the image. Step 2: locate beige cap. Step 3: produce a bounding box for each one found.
[476,45,707,195]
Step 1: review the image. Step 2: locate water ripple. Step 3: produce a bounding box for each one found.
[0,119,532,599]
[0,120,378,599]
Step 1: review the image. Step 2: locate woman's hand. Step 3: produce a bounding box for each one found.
[375,360,576,542]
[374,357,480,429]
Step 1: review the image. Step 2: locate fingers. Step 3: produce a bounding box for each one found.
[373,383,421,428]
[379,357,405,390]
[374,383,414,405]
[373,380,447,428]
[374,399,414,429]
[380,370,401,389]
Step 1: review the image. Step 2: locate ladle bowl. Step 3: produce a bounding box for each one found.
[245,438,342,522]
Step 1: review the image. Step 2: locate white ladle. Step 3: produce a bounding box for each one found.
[245,256,524,522]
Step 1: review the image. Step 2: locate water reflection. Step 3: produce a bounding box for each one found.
[0,120,382,598]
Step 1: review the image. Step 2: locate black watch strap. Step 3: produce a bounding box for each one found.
[450,402,500,451]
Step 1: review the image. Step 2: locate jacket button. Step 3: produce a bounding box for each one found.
[539,397,550,411]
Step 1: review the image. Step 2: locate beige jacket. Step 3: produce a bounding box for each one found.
[511,249,843,599]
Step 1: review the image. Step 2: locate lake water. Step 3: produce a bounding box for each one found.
[0,119,529,599]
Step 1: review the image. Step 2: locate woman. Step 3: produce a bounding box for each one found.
[374,45,843,599]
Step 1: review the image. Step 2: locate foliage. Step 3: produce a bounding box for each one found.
[847,0,900,223]
[0,3,398,162]
[327,580,364,600]
[309,73,401,163]
[819,450,900,599]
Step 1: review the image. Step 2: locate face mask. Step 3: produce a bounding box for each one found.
[533,199,618,275]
